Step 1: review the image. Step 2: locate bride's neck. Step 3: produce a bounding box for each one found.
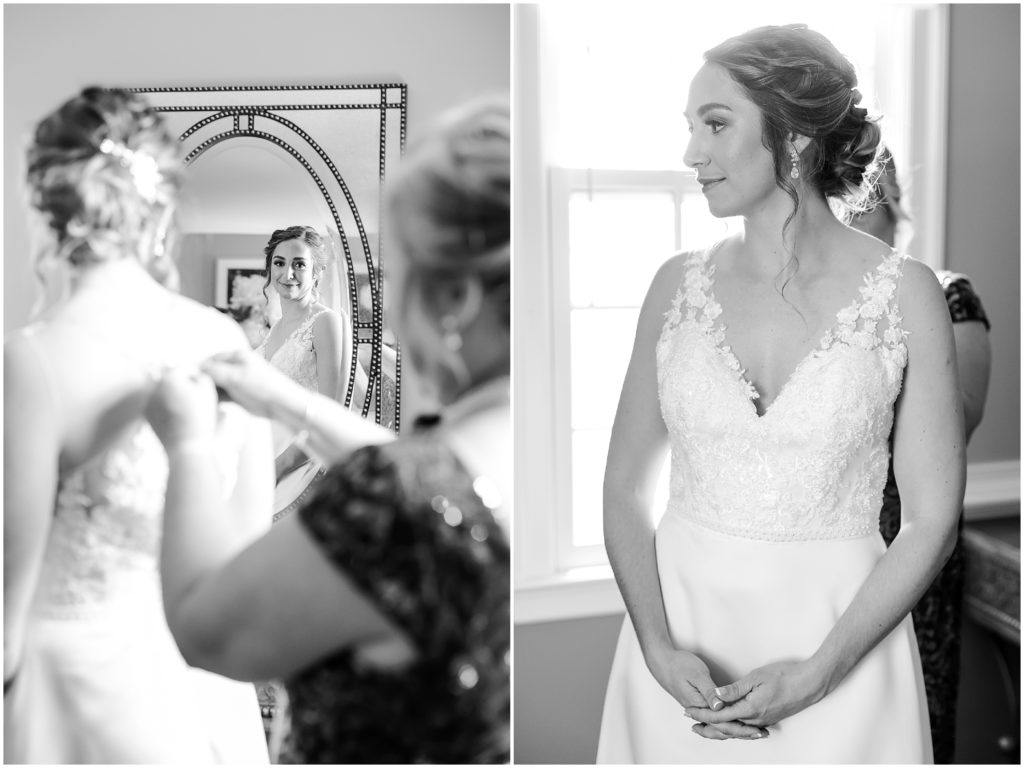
[278,293,317,322]
[70,256,155,295]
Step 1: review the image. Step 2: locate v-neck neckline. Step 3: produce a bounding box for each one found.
[700,246,898,419]
[262,309,324,362]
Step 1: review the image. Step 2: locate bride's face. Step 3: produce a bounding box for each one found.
[270,239,316,301]
[683,63,779,219]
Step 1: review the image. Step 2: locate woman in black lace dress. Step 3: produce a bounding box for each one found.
[852,147,992,763]
[144,98,510,763]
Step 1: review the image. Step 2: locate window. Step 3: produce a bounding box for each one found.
[514,4,949,620]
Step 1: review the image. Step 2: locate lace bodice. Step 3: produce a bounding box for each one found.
[656,246,908,542]
[35,409,246,617]
[257,309,328,391]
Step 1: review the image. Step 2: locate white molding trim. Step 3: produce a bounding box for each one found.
[515,460,1020,626]
[515,566,624,626]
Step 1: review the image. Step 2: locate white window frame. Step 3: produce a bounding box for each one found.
[549,168,713,571]
[514,4,957,625]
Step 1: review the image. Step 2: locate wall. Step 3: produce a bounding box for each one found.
[514,5,1021,764]
[3,3,510,331]
[945,3,1021,465]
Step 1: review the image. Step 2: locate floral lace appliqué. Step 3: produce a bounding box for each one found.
[656,247,909,542]
[258,309,328,392]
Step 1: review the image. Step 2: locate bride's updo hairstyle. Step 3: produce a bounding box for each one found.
[386,96,510,335]
[26,87,183,283]
[704,24,882,224]
[261,225,329,301]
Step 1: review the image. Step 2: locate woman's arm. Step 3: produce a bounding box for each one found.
[150,369,405,681]
[3,334,61,682]
[604,255,764,740]
[691,258,965,729]
[952,320,990,441]
[203,348,393,467]
[312,309,345,403]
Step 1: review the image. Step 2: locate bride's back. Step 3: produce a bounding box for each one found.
[24,270,249,477]
[11,275,250,618]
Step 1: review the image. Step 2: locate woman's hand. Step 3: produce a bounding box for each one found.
[647,648,768,740]
[201,349,303,422]
[145,367,219,451]
[683,659,826,731]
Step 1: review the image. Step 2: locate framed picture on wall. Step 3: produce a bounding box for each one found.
[215,257,266,309]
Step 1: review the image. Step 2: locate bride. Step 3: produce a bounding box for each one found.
[3,87,269,763]
[598,25,963,763]
[256,225,364,523]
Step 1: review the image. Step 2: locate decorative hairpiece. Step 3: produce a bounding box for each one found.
[99,138,161,204]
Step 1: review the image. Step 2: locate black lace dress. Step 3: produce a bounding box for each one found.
[277,430,510,764]
[879,270,990,764]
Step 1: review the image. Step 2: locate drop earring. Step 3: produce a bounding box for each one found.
[789,145,800,180]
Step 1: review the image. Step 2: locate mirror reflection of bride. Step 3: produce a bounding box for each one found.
[255,225,367,524]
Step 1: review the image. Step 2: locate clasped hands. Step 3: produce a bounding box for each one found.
[649,649,826,741]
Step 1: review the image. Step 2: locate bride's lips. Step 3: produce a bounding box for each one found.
[698,177,725,192]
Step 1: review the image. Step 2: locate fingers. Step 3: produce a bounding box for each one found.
[691,721,768,741]
[715,676,756,704]
[685,702,755,724]
[690,672,725,712]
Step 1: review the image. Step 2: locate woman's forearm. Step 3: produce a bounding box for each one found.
[808,514,957,694]
[160,444,247,647]
[604,489,673,664]
[269,386,393,466]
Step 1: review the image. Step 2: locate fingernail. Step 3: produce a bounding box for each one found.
[711,698,723,711]
[714,687,725,697]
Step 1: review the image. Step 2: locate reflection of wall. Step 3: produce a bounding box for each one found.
[179,233,267,308]
[4,3,510,331]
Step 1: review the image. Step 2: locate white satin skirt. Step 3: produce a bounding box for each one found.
[597,514,932,764]
[4,587,269,764]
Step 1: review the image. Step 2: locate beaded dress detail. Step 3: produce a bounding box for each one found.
[597,245,933,764]
[257,308,328,393]
[279,429,510,764]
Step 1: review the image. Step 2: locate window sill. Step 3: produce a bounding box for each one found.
[515,459,1020,626]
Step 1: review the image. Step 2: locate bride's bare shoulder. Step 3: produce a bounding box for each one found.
[165,293,251,356]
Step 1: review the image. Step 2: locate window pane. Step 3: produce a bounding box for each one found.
[570,307,638,431]
[568,192,676,308]
[680,193,735,253]
[572,430,672,548]
[571,428,610,547]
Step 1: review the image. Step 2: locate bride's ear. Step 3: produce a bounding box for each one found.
[789,133,812,155]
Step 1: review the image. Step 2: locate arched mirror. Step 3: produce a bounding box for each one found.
[129,84,405,430]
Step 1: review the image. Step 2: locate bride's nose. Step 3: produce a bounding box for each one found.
[683,132,706,170]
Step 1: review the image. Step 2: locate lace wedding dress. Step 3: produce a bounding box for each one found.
[597,246,932,763]
[4,406,269,763]
[256,308,330,523]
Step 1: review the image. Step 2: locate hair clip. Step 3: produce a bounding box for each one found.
[99,138,161,204]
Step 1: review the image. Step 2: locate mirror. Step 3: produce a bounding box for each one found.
[131,84,406,430]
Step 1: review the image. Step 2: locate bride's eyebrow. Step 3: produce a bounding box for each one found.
[684,103,735,120]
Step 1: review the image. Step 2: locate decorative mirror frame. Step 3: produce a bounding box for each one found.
[127,84,406,431]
